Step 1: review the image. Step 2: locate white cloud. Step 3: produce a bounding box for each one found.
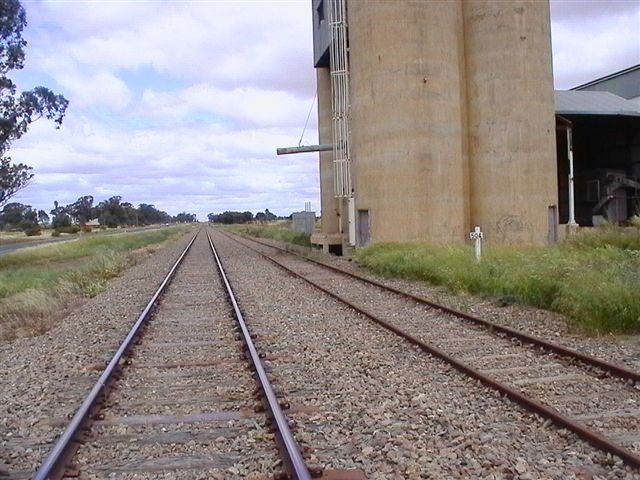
[139,84,318,128]
[8,0,638,222]
[11,109,320,217]
[25,1,315,96]
[550,0,640,88]
[55,69,132,110]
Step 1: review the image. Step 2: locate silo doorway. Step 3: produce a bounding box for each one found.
[358,210,370,246]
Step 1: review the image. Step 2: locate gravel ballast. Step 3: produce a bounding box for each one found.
[1,231,197,477]
[73,232,280,479]
[211,229,638,479]
[4,225,639,478]
[232,233,640,458]
[248,236,640,372]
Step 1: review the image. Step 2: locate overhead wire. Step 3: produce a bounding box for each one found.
[298,91,317,146]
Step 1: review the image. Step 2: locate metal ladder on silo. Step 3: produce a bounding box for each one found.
[328,0,351,199]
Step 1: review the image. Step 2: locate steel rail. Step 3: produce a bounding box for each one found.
[33,231,199,480]
[230,232,640,384]
[206,232,312,480]
[221,230,640,469]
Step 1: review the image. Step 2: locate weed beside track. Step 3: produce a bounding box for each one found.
[0,226,192,341]
[356,227,640,335]
[226,223,311,247]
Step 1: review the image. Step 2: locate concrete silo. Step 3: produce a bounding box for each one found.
[309,0,557,251]
[463,0,558,245]
[316,67,341,238]
[348,0,470,244]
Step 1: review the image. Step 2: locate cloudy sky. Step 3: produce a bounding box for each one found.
[8,0,640,219]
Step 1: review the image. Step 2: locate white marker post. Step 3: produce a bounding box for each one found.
[469,226,483,262]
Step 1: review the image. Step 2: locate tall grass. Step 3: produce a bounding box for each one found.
[0,226,190,341]
[228,223,311,247]
[356,228,640,335]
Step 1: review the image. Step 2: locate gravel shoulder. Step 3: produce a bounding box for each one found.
[0,231,195,477]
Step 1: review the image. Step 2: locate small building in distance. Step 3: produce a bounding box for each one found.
[291,211,316,235]
[311,0,558,254]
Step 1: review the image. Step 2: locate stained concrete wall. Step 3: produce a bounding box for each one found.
[463,0,558,245]
[348,0,470,244]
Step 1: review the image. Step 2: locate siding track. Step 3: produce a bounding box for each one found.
[222,230,640,469]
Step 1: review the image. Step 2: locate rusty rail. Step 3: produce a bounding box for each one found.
[206,232,312,480]
[222,230,640,469]
[234,232,640,384]
[33,231,199,480]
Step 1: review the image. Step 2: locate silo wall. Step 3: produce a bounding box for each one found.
[463,0,558,245]
[348,0,470,244]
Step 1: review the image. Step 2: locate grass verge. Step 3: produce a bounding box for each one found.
[0,226,191,342]
[227,223,311,247]
[355,227,640,335]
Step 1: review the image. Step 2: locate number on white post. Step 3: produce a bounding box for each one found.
[469,226,483,262]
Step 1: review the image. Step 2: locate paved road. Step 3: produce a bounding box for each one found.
[0,236,78,255]
[0,225,173,256]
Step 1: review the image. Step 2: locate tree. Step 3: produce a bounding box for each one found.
[207,213,215,223]
[174,212,196,223]
[96,195,124,227]
[256,209,276,223]
[209,211,253,224]
[0,156,31,205]
[264,209,276,221]
[121,201,138,226]
[50,200,70,228]
[0,201,36,230]
[138,203,171,225]
[0,0,68,207]
[36,208,48,226]
[67,195,93,225]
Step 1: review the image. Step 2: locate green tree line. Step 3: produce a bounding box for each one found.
[207,209,281,224]
[0,195,196,235]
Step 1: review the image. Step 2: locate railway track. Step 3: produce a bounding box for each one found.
[29,231,325,479]
[221,229,640,470]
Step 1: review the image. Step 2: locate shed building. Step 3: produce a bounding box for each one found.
[555,66,640,227]
[573,64,640,105]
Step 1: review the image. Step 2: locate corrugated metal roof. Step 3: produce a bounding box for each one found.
[555,90,640,117]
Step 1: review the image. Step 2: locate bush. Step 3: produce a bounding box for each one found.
[24,226,42,237]
[55,225,81,235]
[81,225,92,233]
[51,230,61,237]
[52,215,71,229]
[567,225,640,251]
